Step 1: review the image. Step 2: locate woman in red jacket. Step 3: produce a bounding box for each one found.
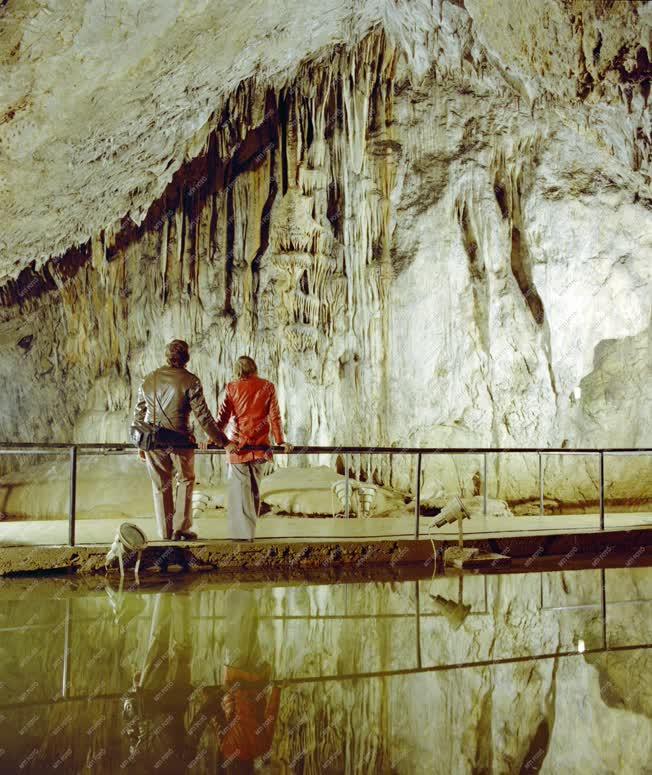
[216,356,291,540]
[190,588,283,772]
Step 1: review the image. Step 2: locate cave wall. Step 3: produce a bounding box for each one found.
[0,4,651,503]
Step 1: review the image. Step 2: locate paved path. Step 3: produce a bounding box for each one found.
[0,511,650,547]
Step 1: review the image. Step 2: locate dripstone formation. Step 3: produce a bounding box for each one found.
[0,1,650,505]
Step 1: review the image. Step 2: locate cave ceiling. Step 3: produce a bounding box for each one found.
[0,0,649,283]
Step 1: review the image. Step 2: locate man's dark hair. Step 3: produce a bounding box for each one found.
[165,339,190,368]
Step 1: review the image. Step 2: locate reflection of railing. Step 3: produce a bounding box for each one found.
[2,571,651,712]
[8,642,652,712]
[0,443,650,546]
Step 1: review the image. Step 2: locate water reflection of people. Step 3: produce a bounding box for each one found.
[194,589,282,772]
[121,591,194,771]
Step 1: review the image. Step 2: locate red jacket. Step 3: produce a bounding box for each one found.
[216,376,284,464]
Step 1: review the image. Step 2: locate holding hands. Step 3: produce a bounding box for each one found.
[197,435,290,455]
[197,439,239,452]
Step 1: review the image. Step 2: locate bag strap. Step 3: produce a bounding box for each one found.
[152,369,176,429]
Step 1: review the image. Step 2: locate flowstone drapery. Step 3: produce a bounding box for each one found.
[0,3,650,507]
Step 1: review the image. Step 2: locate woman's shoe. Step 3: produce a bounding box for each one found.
[172,530,198,541]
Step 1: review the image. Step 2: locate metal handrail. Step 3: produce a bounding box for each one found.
[0,442,650,453]
[0,443,650,548]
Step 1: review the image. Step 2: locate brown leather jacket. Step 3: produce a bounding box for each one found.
[132,366,227,444]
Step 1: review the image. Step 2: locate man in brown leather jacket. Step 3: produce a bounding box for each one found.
[132,340,232,541]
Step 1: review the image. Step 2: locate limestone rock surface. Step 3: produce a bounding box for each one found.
[0,0,650,504]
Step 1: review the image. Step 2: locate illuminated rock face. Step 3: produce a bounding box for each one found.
[0,2,650,503]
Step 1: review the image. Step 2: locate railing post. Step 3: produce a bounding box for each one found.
[62,598,71,699]
[483,453,488,516]
[599,451,604,531]
[68,445,77,547]
[539,452,544,517]
[344,453,350,519]
[414,579,422,669]
[414,453,422,539]
[600,567,607,649]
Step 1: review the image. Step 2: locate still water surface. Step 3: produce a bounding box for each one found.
[0,566,650,774]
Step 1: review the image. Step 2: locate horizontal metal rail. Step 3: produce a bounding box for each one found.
[0,443,649,549]
[1,641,651,712]
[0,442,650,454]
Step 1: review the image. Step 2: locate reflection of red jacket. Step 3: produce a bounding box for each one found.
[216,376,284,464]
[220,665,281,762]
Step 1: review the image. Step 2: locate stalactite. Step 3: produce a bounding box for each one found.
[0,15,649,505]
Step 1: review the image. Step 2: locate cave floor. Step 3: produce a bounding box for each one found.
[1,512,651,576]
[0,510,650,547]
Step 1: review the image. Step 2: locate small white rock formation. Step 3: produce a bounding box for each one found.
[0,1,650,507]
[262,466,405,517]
[332,478,379,518]
[191,490,212,521]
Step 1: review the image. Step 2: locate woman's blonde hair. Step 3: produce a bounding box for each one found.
[234,355,257,379]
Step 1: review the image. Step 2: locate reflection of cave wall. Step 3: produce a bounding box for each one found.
[1,570,651,774]
[0,21,651,501]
